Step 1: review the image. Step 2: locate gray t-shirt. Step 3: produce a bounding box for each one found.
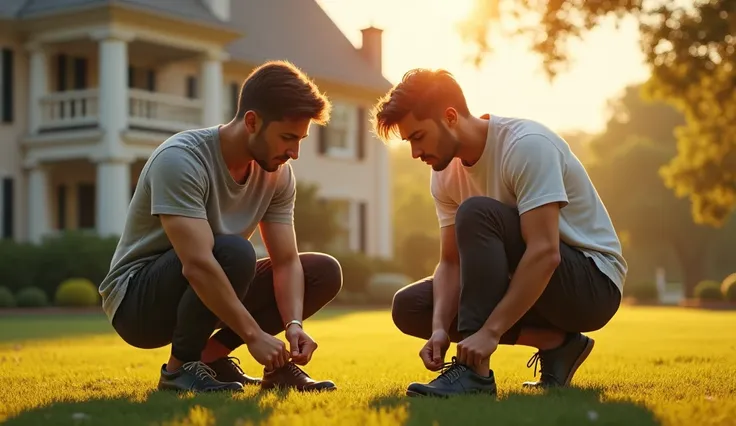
[431,114,627,293]
[99,126,296,320]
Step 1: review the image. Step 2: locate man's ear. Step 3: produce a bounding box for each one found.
[244,110,259,133]
[444,107,458,128]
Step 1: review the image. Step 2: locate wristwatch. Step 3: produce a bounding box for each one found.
[285,319,303,329]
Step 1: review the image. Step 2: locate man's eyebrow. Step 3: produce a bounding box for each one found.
[404,130,421,140]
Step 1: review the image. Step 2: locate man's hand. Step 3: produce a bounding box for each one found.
[246,330,290,371]
[420,329,451,371]
[457,328,499,367]
[285,324,318,365]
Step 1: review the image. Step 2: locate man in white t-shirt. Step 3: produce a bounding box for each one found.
[371,68,627,397]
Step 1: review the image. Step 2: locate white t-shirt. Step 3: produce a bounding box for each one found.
[431,114,627,294]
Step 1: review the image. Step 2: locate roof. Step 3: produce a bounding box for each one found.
[6,0,232,29]
[3,0,392,93]
[0,0,27,19]
[225,0,392,93]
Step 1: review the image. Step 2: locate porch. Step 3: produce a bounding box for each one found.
[24,27,233,140]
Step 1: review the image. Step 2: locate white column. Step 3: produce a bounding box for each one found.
[93,29,132,159]
[96,159,131,237]
[201,51,224,127]
[26,43,48,135]
[27,166,50,244]
[376,142,393,258]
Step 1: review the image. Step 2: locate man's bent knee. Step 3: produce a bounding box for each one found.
[391,286,418,336]
[455,196,511,240]
[305,252,343,302]
[212,234,257,295]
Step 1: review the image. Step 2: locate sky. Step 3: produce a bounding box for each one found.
[316,0,652,135]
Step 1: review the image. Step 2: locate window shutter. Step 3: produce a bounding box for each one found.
[128,65,135,88]
[230,82,239,117]
[2,177,14,239]
[357,107,366,160]
[73,57,87,89]
[146,69,156,91]
[1,48,14,123]
[358,201,367,253]
[56,185,66,230]
[318,125,327,154]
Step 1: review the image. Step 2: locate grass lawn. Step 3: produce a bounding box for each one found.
[0,305,734,425]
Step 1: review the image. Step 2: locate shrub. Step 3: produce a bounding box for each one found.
[0,240,39,293]
[334,252,376,294]
[0,286,16,308]
[0,231,117,300]
[623,281,659,302]
[15,286,48,308]
[367,273,411,305]
[694,280,723,301]
[721,273,736,302]
[55,278,99,307]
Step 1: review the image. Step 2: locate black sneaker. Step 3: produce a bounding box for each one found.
[523,333,594,388]
[406,356,497,398]
[206,356,262,386]
[157,361,244,392]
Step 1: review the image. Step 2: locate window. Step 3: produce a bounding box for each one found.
[2,177,14,239]
[1,48,13,123]
[128,66,156,91]
[319,102,362,159]
[56,185,67,230]
[186,76,198,99]
[77,183,95,229]
[323,198,352,253]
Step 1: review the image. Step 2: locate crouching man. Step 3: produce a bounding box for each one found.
[99,61,342,393]
[371,68,627,397]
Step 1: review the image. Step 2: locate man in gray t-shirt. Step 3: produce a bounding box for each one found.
[100,61,342,393]
[371,69,627,398]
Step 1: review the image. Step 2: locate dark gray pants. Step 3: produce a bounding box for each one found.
[112,234,343,362]
[392,196,621,345]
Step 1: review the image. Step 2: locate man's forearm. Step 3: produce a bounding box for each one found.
[482,246,560,338]
[432,261,461,332]
[183,256,262,344]
[272,257,305,327]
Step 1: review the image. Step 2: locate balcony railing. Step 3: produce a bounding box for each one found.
[39,89,99,130]
[38,89,203,134]
[128,89,202,133]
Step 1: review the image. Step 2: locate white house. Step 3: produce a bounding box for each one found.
[0,0,393,259]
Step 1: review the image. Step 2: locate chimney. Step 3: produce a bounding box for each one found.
[360,26,383,72]
[202,0,230,21]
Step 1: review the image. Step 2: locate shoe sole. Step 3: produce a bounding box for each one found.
[563,337,595,386]
[405,388,496,398]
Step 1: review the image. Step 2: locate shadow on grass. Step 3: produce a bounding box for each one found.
[2,387,290,426]
[369,386,661,426]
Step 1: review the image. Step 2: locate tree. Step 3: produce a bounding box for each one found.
[585,83,735,297]
[457,0,736,227]
[293,182,344,251]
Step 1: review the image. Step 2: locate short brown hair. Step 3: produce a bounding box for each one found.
[371,68,470,142]
[236,60,331,125]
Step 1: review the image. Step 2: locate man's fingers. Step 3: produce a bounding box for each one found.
[288,336,300,357]
[432,340,442,362]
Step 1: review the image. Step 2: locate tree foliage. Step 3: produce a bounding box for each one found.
[458,0,736,227]
[585,83,735,297]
